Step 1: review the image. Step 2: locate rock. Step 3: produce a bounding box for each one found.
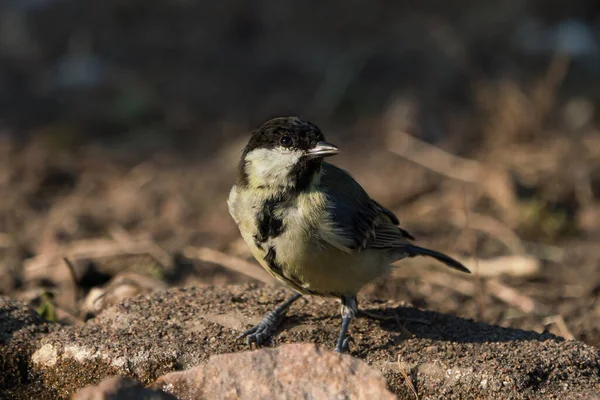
[23,247,168,316]
[30,285,600,399]
[154,343,396,400]
[73,376,176,400]
[0,295,56,399]
[81,272,168,319]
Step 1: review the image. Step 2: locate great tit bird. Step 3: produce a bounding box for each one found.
[228,116,470,352]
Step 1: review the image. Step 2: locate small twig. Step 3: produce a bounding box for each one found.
[486,279,545,315]
[400,254,540,278]
[183,246,274,285]
[397,357,419,400]
[452,255,540,278]
[462,186,486,321]
[522,241,564,263]
[385,127,483,183]
[425,272,477,298]
[62,257,81,303]
[451,210,564,264]
[55,306,84,326]
[384,115,518,224]
[543,315,575,340]
[25,238,172,275]
[450,210,525,255]
[108,225,173,270]
[424,272,545,315]
[394,314,416,339]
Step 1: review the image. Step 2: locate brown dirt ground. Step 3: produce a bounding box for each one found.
[28,285,600,399]
[1,0,600,396]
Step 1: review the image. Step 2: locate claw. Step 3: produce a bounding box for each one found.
[335,336,350,353]
[237,324,259,340]
[238,293,302,348]
[239,317,278,347]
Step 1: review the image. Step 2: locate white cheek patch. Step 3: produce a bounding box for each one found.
[245,147,303,187]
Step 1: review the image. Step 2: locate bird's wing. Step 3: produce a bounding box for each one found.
[319,163,414,251]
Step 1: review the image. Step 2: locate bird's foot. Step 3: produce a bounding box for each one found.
[335,336,351,353]
[238,308,286,347]
[238,293,302,347]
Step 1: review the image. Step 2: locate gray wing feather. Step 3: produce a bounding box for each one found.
[320,163,414,250]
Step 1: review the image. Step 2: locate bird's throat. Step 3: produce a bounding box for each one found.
[239,149,322,195]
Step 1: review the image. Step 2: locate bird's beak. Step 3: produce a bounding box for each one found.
[306,141,340,158]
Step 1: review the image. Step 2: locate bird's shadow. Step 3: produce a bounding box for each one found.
[359,304,561,344]
[278,303,564,353]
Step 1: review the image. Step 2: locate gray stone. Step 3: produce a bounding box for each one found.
[154,343,396,400]
[80,272,168,319]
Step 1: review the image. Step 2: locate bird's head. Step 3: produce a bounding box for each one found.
[238,117,339,192]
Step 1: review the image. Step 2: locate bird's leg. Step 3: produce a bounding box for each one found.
[335,295,357,353]
[239,293,302,347]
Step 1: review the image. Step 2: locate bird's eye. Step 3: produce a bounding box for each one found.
[280,136,292,147]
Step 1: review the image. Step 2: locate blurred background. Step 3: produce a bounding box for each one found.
[1,0,599,347]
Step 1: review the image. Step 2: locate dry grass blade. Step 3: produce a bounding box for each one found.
[453,255,540,278]
[108,225,173,270]
[384,108,518,224]
[450,210,525,255]
[424,272,544,315]
[462,186,486,321]
[397,356,419,400]
[62,257,81,303]
[543,315,575,340]
[424,271,477,297]
[406,252,540,278]
[394,314,416,339]
[25,238,172,274]
[55,306,84,326]
[522,241,564,262]
[385,127,483,183]
[183,246,274,285]
[486,279,544,315]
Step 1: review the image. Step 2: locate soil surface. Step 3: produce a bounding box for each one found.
[0,1,600,398]
[28,285,600,399]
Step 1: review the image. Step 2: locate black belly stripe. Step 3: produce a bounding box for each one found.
[261,244,337,298]
[264,246,283,275]
[254,197,287,244]
[263,245,314,293]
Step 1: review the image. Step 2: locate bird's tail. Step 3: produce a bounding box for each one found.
[404,244,471,273]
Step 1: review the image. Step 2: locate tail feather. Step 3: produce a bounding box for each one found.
[405,245,471,273]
